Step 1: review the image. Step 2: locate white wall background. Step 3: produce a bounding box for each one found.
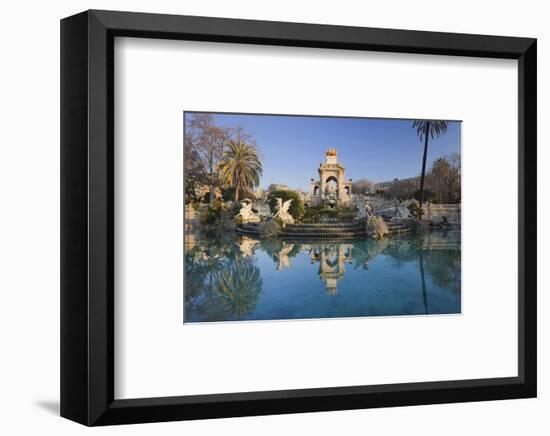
[116,38,518,398]
[0,0,545,435]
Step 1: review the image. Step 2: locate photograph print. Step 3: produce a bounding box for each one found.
[184,112,461,323]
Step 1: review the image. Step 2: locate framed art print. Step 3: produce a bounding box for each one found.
[61,10,537,426]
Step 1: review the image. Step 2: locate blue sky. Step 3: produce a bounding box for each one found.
[190,112,461,192]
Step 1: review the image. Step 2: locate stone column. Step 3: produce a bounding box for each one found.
[338,171,344,204]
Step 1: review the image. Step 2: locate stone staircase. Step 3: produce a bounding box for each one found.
[236,222,260,235]
[281,222,365,239]
[382,216,412,235]
[236,218,412,239]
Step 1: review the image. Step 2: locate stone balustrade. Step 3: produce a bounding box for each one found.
[421,203,461,225]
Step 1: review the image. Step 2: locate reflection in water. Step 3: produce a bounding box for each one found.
[310,244,353,295]
[216,258,263,316]
[274,242,296,271]
[419,250,428,314]
[184,231,461,323]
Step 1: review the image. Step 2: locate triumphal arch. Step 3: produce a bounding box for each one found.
[308,148,353,208]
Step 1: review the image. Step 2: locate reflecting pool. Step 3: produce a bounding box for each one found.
[184,231,461,323]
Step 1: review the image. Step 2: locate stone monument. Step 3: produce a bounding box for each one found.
[307,148,353,208]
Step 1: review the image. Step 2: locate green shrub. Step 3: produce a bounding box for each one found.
[320,208,338,218]
[302,205,360,222]
[258,219,282,239]
[201,199,226,225]
[336,206,357,221]
[302,206,321,222]
[337,211,357,221]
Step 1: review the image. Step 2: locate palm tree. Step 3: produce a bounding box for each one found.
[412,120,449,218]
[217,141,263,202]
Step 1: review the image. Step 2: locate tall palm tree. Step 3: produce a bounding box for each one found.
[217,141,263,202]
[412,120,449,218]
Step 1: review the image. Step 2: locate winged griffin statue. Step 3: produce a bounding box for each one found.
[236,200,260,223]
[273,198,294,224]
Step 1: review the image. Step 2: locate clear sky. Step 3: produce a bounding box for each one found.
[195,112,461,192]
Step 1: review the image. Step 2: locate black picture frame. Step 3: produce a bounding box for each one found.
[61,9,537,426]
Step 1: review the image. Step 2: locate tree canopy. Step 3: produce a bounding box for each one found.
[351,178,375,195]
[217,141,263,202]
[184,114,261,204]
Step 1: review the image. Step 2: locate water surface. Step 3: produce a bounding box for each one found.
[185,231,461,323]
